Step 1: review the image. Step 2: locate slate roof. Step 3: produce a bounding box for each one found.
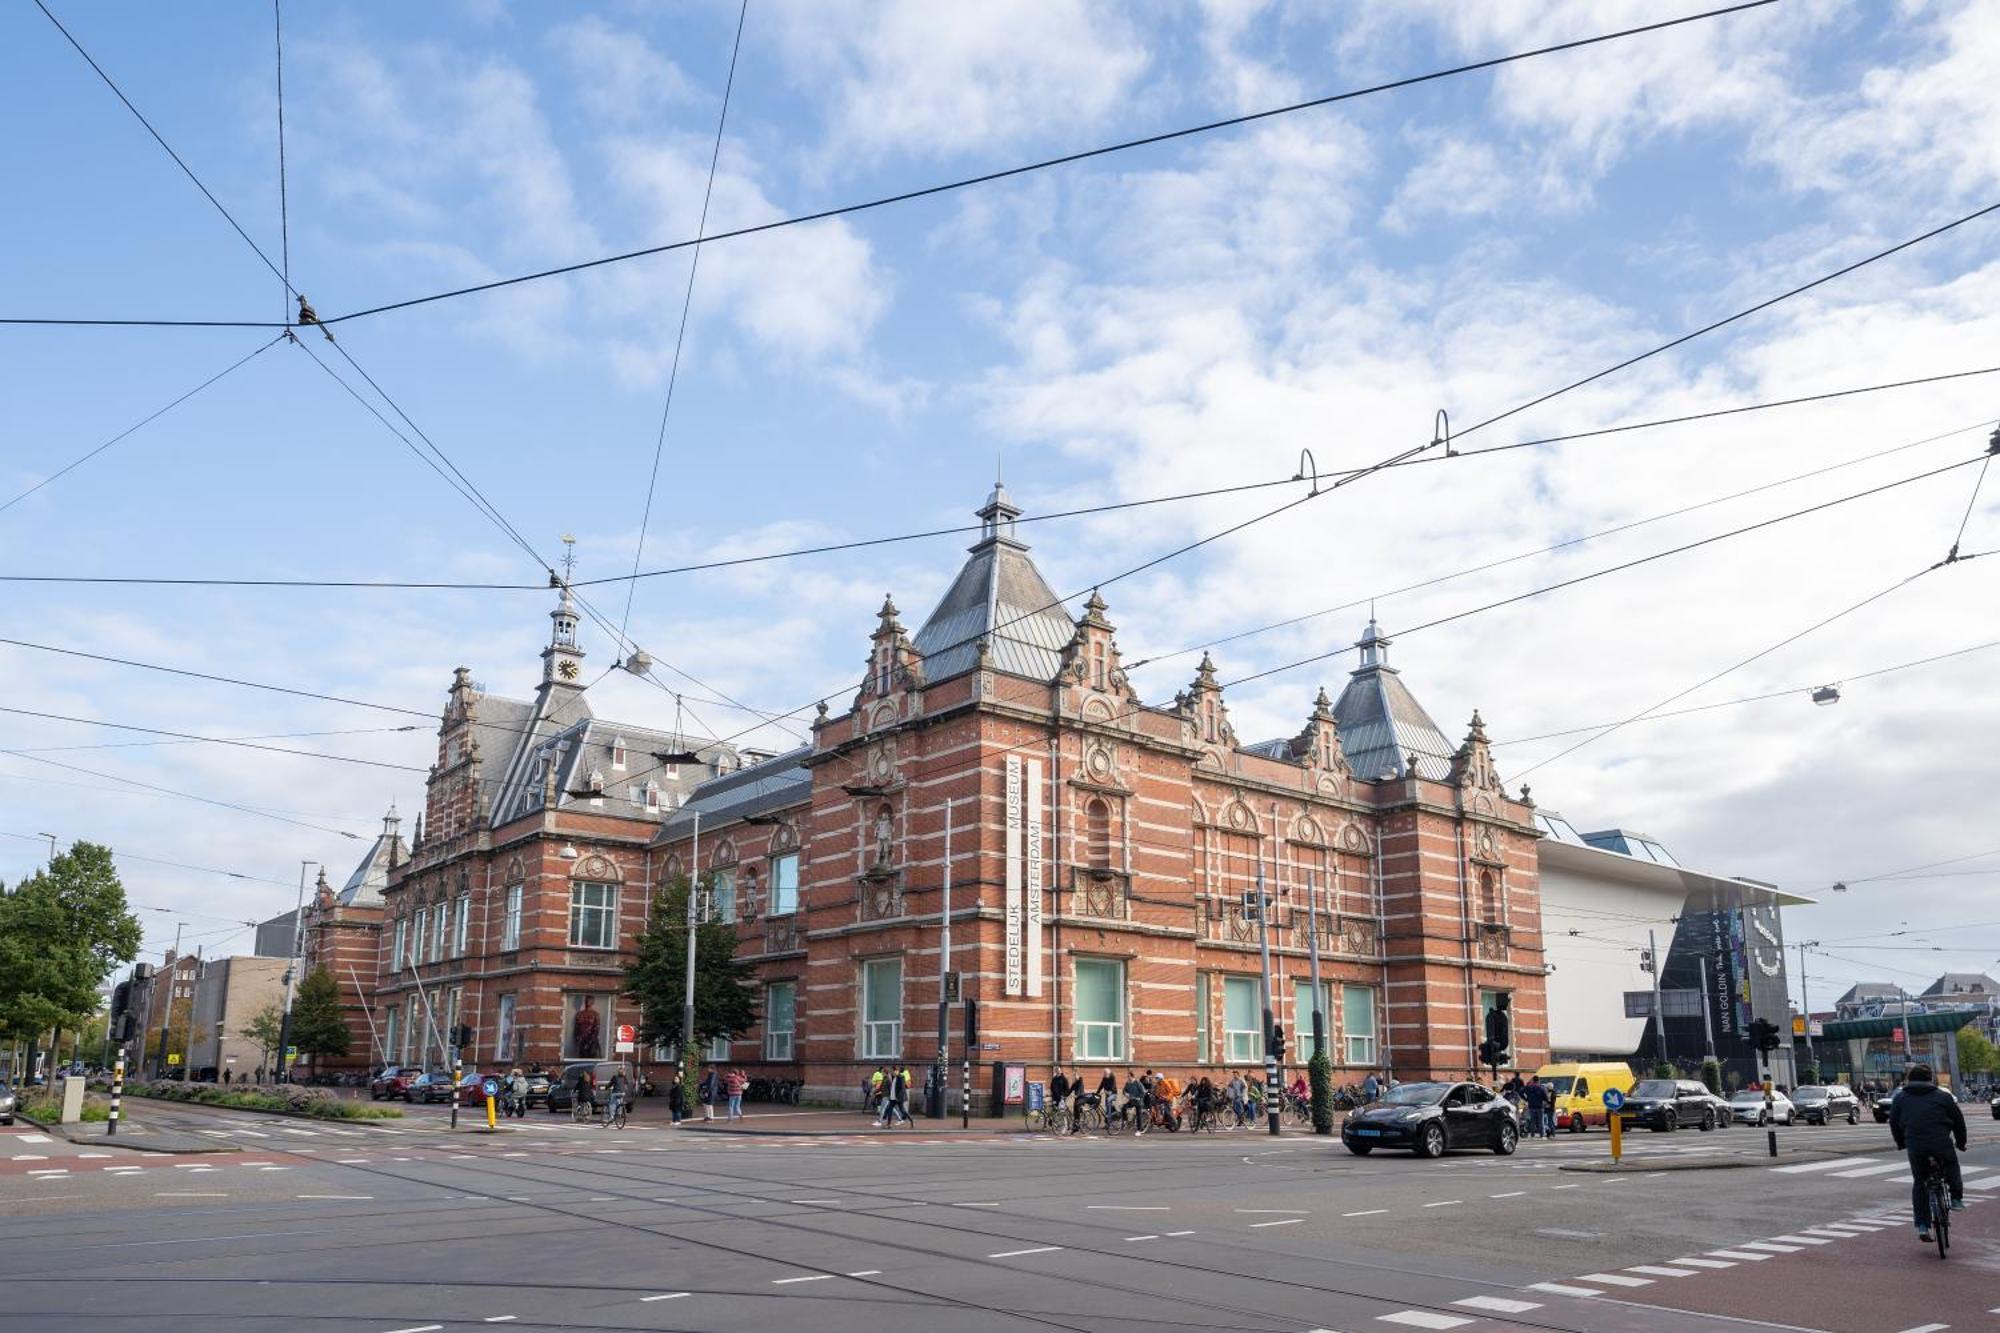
[912,482,1077,683]
[489,701,731,826]
[655,746,814,840]
[1330,619,1456,780]
[1922,972,2000,999]
[337,809,402,906]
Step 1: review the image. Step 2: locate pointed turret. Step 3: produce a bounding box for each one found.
[1060,587,1135,699]
[1182,651,1235,748]
[910,484,1076,682]
[1288,685,1349,773]
[1331,618,1454,780]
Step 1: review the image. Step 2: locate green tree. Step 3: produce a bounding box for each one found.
[1699,1058,1722,1093]
[624,875,760,1101]
[239,1003,284,1076]
[290,967,352,1074]
[1958,1028,1999,1075]
[1307,1049,1335,1135]
[0,842,143,1055]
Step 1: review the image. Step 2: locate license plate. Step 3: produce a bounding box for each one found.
[1354,1127,1381,1136]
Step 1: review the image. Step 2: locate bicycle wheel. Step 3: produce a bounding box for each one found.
[1931,1178,1950,1257]
[1023,1108,1046,1132]
[1046,1106,1070,1135]
[611,1104,629,1130]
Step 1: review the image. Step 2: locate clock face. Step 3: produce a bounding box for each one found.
[557,659,579,681]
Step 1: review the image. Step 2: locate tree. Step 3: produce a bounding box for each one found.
[1699,1058,1722,1093]
[0,842,143,1066]
[240,1004,284,1077]
[1958,1028,1999,1076]
[624,875,760,1100]
[290,967,352,1074]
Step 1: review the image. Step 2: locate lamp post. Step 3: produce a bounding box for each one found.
[273,861,316,1085]
[1253,863,1281,1137]
[680,810,703,1095]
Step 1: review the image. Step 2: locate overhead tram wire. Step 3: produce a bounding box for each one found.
[0,750,367,839]
[2,721,424,757]
[0,334,286,518]
[618,0,749,648]
[0,704,429,772]
[311,1,1779,328]
[1943,425,1999,563]
[273,0,292,327]
[4,370,1996,591]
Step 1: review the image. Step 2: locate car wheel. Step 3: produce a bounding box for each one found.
[1346,1142,1373,1155]
[1699,1109,1715,1132]
[1653,1111,1676,1133]
[1493,1122,1518,1156]
[1416,1123,1446,1159]
[1848,1108,1859,1125]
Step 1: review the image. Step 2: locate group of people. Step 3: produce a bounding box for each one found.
[1499,1073,1559,1137]
[866,1064,916,1126]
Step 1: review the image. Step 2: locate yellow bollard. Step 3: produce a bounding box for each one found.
[486,1093,497,1129]
[1608,1110,1623,1163]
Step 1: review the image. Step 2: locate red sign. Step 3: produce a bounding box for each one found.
[615,1024,636,1043]
[1891,1027,1904,1042]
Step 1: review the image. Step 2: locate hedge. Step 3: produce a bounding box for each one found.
[132,1079,402,1120]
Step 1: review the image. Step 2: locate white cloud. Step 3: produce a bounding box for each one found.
[549,16,698,123]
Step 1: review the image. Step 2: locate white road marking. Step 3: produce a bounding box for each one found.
[1422,1200,1463,1209]
[18,1134,51,1143]
[957,1201,1001,1207]
[1165,1230,1196,1236]
[791,1199,842,1204]
[1770,1156,1877,1174]
[155,1191,228,1198]
[1766,1233,1833,1245]
[1893,1324,1949,1333]
[9,1155,47,1161]
[1959,1174,2000,1190]
[1235,1207,1309,1214]
[1626,1265,1697,1277]
[1574,1272,1653,1288]
[1668,1257,1736,1268]
[1738,1242,1802,1253]
[1251,1218,1304,1227]
[772,1274,832,1284]
[1489,1191,1526,1199]
[1091,1205,1171,1210]
[234,1130,270,1139]
[76,1152,112,1159]
[1828,1162,1908,1178]
[27,1169,68,1176]
[1125,1235,1159,1242]
[298,1194,373,1200]
[1343,1209,1388,1217]
[1376,1312,1472,1329]
[638,1293,687,1302]
[1454,1297,1543,1314]
[382,1325,443,1333]
[482,1319,517,1324]
[989,1246,1060,1258]
[1550,1183,1580,1190]
[847,1270,881,1277]
[1706,1250,1772,1261]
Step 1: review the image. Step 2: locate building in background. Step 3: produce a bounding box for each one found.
[1538,813,1812,1088]
[296,811,402,1071]
[184,955,287,1078]
[121,950,200,1077]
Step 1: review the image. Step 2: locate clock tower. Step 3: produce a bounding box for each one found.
[542,583,586,688]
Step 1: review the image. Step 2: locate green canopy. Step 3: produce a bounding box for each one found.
[1817,1007,1986,1042]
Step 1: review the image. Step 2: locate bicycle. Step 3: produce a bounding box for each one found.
[1921,1153,1952,1258]
[1070,1097,1107,1134]
[604,1096,629,1130]
[1189,1100,1222,1134]
[570,1097,596,1125]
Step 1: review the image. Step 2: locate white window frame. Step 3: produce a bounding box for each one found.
[860,957,902,1059]
[392,919,408,972]
[1072,958,1126,1062]
[1222,976,1261,1064]
[770,852,800,915]
[1342,984,1378,1066]
[453,894,470,956]
[569,881,617,950]
[410,908,426,967]
[765,981,796,1061]
[1294,979,1333,1062]
[502,883,522,951]
[705,1034,732,1061]
[493,994,516,1062]
[711,866,736,925]
[429,905,445,963]
[383,1005,399,1064]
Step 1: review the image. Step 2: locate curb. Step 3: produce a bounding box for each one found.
[16,1109,235,1155]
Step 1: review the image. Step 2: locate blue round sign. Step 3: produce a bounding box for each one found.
[481,1078,499,1097]
[1602,1088,1626,1110]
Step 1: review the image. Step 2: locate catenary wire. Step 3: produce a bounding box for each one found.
[0,831,301,889]
[618,0,750,647]
[273,0,292,325]
[0,334,285,519]
[1944,431,1996,561]
[0,750,365,838]
[314,1,1779,326]
[1,721,424,757]
[0,704,428,772]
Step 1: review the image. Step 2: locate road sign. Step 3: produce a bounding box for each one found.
[482,1078,499,1098]
[166,1053,180,1066]
[1602,1088,1626,1111]
[1892,1027,1905,1042]
[943,971,961,1003]
[285,1046,298,1061]
[614,1023,636,1055]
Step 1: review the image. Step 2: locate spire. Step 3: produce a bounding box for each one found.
[874,594,903,637]
[976,479,1022,546]
[1312,685,1335,720]
[540,578,586,689]
[382,802,401,839]
[1356,616,1392,671]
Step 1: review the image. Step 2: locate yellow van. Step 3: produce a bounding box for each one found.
[1533,1061,1637,1133]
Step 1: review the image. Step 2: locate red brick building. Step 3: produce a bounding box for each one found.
[297,811,400,1072]
[371,485,1548,1099]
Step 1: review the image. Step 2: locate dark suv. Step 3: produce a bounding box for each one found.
[1792,1085,1860,1125]
[1622,1078,1721,1132]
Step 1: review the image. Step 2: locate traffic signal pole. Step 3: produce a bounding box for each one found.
[1253,864,1280,1137]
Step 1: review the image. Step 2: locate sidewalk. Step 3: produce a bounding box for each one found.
[20,1114,237,1154]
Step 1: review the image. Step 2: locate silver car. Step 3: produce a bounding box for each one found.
[1729,1088,1794,1125]
[0,1082,15,1126]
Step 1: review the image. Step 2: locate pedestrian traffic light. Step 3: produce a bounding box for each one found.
[1269,1023,1287,1061]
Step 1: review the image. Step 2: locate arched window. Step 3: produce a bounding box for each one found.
[1085,797,1112,871]
[1480,870,1500,925]
[1091,640,1107,689]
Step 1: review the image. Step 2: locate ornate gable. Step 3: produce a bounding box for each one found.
[857,595,926,721]
[1059,589,1140,717]
[1176,652,1237,762]
[1449,711,1506,809]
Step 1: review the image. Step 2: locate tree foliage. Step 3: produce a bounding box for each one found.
[290,967,352,1062]
[1958,1027,1999,1075]
[1307,1049,1335,1135]
[0,841,143,1041]
[623,874,760,1054]
[239,1003,284,1070]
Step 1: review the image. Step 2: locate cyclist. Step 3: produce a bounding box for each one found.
[574,1067,599,1120]
[1095,1069,1119,1126]
[503,1067,529,1119]
[1122,1070,1149,1135]
[1889,1063,1966,1241]
[605,1069,631,1126]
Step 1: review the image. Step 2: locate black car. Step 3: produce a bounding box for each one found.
[1621,1079,1721,1132]
[1341,1081,1519,1158]
[544,1061,627,1112]
[1791,1085,1861,1126]
[405,1072,465,1104]
[523,1071,553,1107]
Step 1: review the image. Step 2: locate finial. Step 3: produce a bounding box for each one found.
[1406,750,1422,777]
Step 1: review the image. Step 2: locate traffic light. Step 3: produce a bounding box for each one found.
[451,1024,474,1050]
[1747,1018,1782,1053]
[110,1012,134,1043]
[1478,1038,1499,1068]
[111,980,131,1017]
[1268,1022,1287,1062]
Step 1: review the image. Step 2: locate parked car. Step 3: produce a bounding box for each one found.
[545,1061,628,1113]
[1621,1079,1721,1132]
[1989,1092,1999,1121]
[523,1071,552,1107]
[1870,1090,1896,1123]
[1536,1061,1637,1133]
[0,1081,15,1126]
[1728,1088,1795,1125]
[1791,1084,1861,1126]
[404,1072,464,1104]
[370,1066,418,1101]
[1341,1080,1519,1158]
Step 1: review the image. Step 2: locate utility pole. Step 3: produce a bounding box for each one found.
[1253,862,1280,1136]
[1305,871,1325,1064]
[932,800,953,1120]
[156,922,184,1077]
[1647,929,1666,1068]
[274,861,316,1084]
[679,811,703,1093]
[1900,983,1914,1063]
[1796,940,1817,1074]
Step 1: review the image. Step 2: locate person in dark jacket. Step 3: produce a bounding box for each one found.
[1888,1064,1967,1239]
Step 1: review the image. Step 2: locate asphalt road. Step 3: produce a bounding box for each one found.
[5,1105,1998,1333]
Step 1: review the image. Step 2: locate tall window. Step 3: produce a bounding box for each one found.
[429,905,445,963]
[770,853,800,915]
[644,781,661,812]
[392,919,408,972]
[1480,870,1501,925]
[494,994,516,1062]
[1194,971,1211,1063]
[711,867,737,925]
[502,883,522,951]
[1073,959,1126,1061]
[1085,797,1112,871]
[611,737,626,770]
[411,908,426,967]
[1343,984,1378,1066]
[1091,639,1107,689]
[444,987,463,1052]
[396,1004,414,1064]
[765,981,796,1061]
[383,1005,399,1065]
[860,957,902,1058]
[706,1034,731,1061]
[452,894,470,956]
[1293,979,1333,1061]
[569,881,617,949]
[1222,976,1261,1063]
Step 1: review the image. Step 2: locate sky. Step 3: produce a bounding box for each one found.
[3,0,1997,1010]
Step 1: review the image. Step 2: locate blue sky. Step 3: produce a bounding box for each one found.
[4,1,1998,1001]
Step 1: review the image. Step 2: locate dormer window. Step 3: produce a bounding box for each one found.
[644,781,661,812]
[611,738,626,770]
[588,769,605,795]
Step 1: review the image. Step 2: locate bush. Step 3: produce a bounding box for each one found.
[1307,1051,1335,1135]
[19,1091,111,1123]
[132,1079,401,1120]
[1699,1058,1722,1093]
[1652,1061,1674,1079]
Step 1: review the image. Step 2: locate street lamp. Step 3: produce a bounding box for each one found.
[1811,685,1841,706]
[274,861,317,1084]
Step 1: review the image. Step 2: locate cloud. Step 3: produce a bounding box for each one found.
[548,16,698,123]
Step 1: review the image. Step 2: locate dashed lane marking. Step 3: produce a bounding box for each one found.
[847,1270,882,1277]
[1125,1235,1159,1242]
[1376,1311,1473,1329]
[1574,1272,1653,1288]
[1489,1191,1525,1199]
[1667,1257,1736,1269]
[1343,1209,1388,1217]
[1893,1324,1949,1333]
[1829,1162,1909,1178]
[1251,1218,1303,1227]
[638,1294,687,1302]
[772,1274,833,1285]
[1454,1297,1543,1314]
[381,1325,443,1333]
[1090,1204,1171,1210]
[1164,1230,1196,1236]
[1527,1283,1603,1298]
[1766,1234,1834,1245]
[1738,1242,1802,1253]
[1625,1265,1698,1277]
[1706,1250,1771,1261]
[1770,1156,1878,1174]
[1422,1201,1463,1209]
[989,1246,1060,1258]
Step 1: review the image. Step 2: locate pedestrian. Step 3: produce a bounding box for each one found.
[699,1065,719,1122]
[1889,1062,1966,1241]
[1227,1071,1249,1126]
[883,1065,912,1126]
[869,1065,888,1123]
[668,1076,687,1125]
[1361,1070,1379,1104]
[1521,1075,1549,1138]
[1050,1067,1071,1111]
[222,1068,232,1085]
[723,1066,747,1121]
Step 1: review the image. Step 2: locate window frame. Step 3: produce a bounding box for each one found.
[391,918,408,972]
[1222,975,1261,1064]
[764,980,797,1061]
[452,894,470,957]
[711,866,737,925]
[1293,979,1333,1062]
[493,994,516,1062]
[859,957,902,1060]
[770,852,800,915]
[568,880,618,950]
[501,883,523,951]
[1342,983,1378,1066]
[1071,957,1126,1062]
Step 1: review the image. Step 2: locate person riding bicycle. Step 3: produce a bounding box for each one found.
[1050,1068,1072,1108]
[1095,1069,1118,1120]
[1889,1063,1966,1242]
[1123,1070,1149,1134]
[503,1067,528,1118]
[574,1067,599,1117]
[605,1069,631,1125]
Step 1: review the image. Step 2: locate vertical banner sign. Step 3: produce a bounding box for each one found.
[1025,758,1045,998]
[1005,755,1025,996]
